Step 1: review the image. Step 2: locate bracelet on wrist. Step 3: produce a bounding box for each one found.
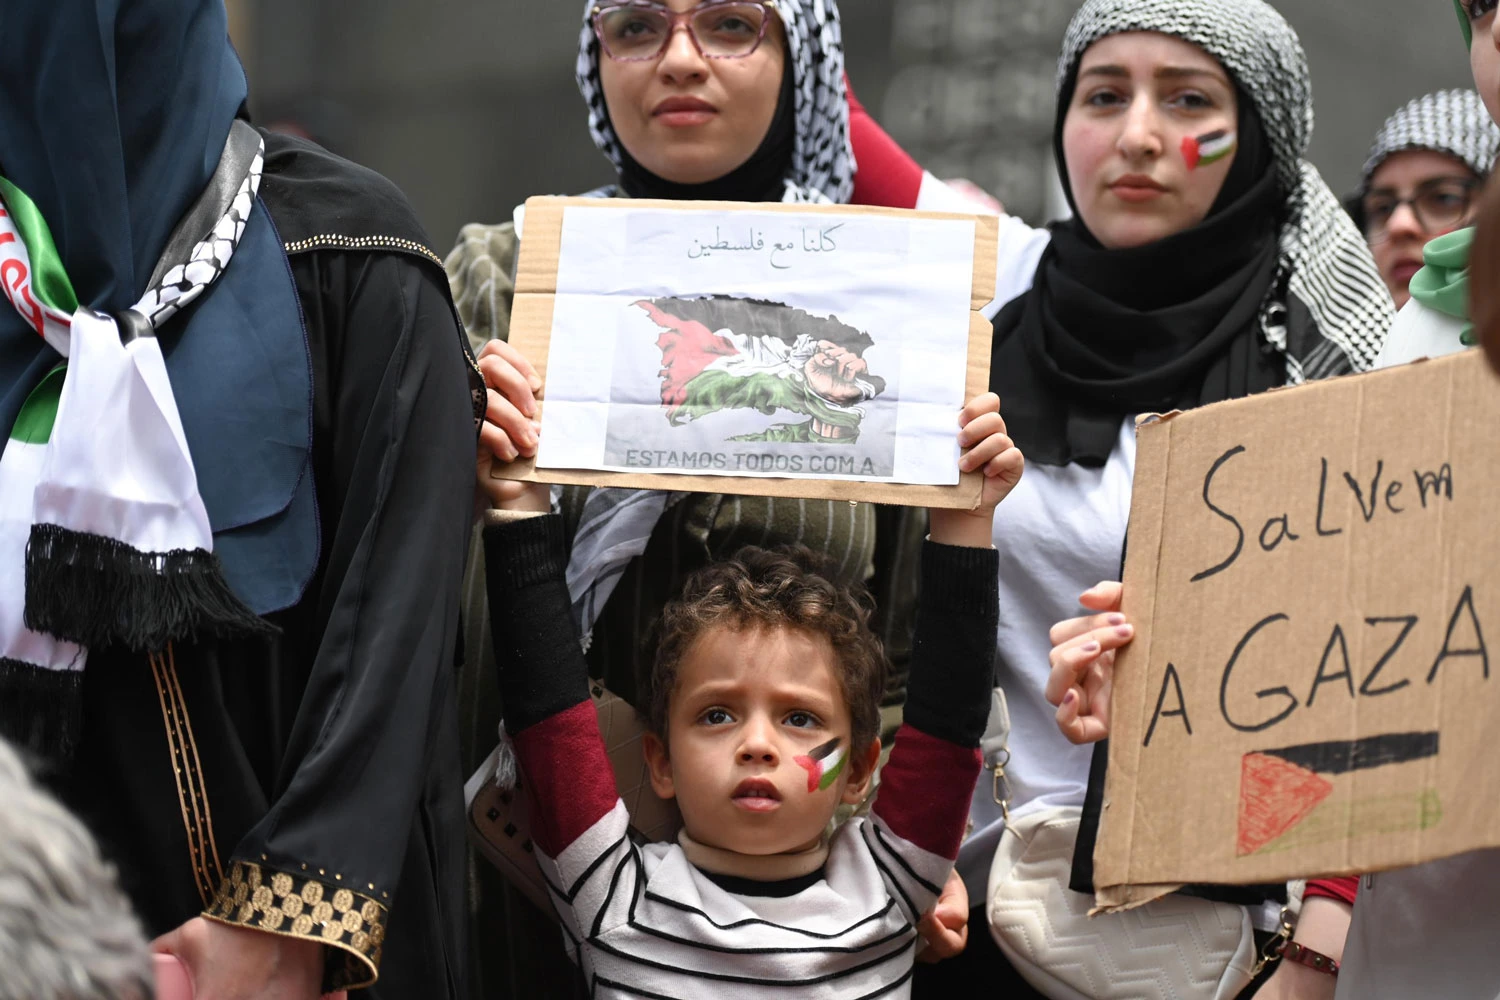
[1275,939,1339,977]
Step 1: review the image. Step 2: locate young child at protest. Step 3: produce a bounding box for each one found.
[477,392,1020,997]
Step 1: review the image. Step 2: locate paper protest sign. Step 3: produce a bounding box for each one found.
[1094,350,1500,911]
[495,196,998,509]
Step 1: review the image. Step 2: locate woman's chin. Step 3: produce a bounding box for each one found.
[1087,213,1193,251]
[634,143,754,188]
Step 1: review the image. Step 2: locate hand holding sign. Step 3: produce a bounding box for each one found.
[494,197,999,508]
[927,392,1024,550]
[478,339,549,512]
[1047,581,1130,745]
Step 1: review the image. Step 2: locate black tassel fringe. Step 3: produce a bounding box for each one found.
[24,524,276,651]
[0,658,83,762]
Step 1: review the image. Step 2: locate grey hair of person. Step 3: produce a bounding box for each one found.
[0,738,153,1000]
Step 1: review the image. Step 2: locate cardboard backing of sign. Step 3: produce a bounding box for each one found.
[1095,350,1500,912]
[492,196,999,509]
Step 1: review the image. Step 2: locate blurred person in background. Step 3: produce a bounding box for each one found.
[0,738,152,1000]
[1347,89,1499,309]
[1369,3,1500,371]
[447,0,982,993]
[0,1,480,996]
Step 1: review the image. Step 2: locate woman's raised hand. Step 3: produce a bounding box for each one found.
[476,339,548,510]
[1045,581,1131,744]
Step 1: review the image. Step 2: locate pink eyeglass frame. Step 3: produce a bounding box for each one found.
[590,0,780,61]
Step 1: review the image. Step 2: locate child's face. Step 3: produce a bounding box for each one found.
[644,625,878,857]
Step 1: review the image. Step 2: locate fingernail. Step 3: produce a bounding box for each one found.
[1063,690,1076,707]
[1115,624,1133,637]
[1081,641,1100,654]
[1107,613,1126,626]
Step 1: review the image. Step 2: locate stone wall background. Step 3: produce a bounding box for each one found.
[234,0,1476,245]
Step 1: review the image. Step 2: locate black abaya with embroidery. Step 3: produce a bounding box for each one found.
[47,132,476,999]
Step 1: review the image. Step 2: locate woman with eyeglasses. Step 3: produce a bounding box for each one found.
[446,2,999,993]
[1349,90,1500,309]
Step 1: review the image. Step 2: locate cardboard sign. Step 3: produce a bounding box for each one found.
[1094,350,1500,911]
[493,196,999,509]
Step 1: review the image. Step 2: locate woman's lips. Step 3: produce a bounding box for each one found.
[1110,176,1168,203]
[653,96,718,127]
[733,778,781,813]
[1390,260,1424,286]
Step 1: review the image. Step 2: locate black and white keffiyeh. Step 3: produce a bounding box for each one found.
[1361,89,1500,187]
[564,0,854,643]
[1059,0,1393,383]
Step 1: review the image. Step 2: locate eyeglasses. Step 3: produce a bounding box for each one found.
[591,1,778,62]
[1362,177,1482,243]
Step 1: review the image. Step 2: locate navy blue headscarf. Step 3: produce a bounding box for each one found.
[0,0,316,616]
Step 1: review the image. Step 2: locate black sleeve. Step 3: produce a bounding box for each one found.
[902,541,1000,748]
[482,513,594,733]
[213,253,475,988]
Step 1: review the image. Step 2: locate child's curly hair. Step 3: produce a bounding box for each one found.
[642,545,887,755]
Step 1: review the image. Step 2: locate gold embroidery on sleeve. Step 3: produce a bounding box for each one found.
[205,861,386,990]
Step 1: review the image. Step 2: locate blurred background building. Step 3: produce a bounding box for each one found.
[230,0,1474,260]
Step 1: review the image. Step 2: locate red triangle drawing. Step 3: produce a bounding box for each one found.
[1237,752,1334,856]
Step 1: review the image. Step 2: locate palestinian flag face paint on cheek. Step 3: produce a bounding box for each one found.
[1181,129,1237,171]
[794,737,848,793]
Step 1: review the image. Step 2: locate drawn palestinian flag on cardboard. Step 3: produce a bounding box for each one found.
[1237,732,1441,856]
[795,738,848,793]
[1181,130,1237,170]
[633,296,886,443]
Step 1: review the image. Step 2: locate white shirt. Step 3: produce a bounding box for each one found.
[1371,296,1469,369]
[544,802,955,998]
[956,420,1137,898]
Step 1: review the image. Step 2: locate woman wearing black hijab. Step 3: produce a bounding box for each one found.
[911,0,1395,995]
[0,1,482,995]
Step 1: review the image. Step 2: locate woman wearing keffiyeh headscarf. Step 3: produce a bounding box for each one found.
[1348,90,1500,308]
[874,0,1397,996]
[447,3,978,991]
[1373,2,1500,371]
[0,1,482,996]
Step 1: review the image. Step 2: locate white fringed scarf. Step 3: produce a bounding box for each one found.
[0,120,270,753]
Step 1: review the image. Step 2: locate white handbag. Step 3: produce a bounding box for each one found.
[981,689,1258,1000]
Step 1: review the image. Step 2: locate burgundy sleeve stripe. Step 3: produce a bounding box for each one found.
[511,699,621,855]
[871,725,982,860]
